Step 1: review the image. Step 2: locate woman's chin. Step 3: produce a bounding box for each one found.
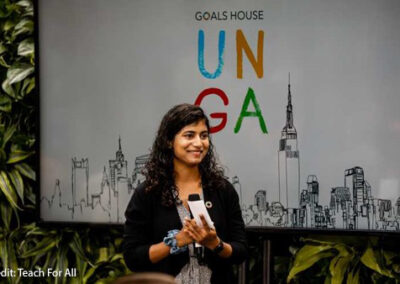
[185,159,203,167]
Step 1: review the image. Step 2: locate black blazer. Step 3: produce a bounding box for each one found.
[123,180,248,283]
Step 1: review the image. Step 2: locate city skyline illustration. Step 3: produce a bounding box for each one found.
[41,80,400,231]
[41,138,149,223]
[240,77,400,231]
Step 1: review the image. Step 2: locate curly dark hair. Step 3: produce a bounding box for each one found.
[144,103,225,207]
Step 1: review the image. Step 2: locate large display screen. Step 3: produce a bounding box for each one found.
[38,0,400,232]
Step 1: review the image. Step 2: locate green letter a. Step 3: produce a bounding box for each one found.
[234,88,268,134]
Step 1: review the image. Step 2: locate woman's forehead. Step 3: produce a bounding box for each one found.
[178,119,208,132]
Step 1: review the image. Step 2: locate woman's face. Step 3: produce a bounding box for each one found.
[172,119,210,168]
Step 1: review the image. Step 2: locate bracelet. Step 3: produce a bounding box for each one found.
[212,239,224,254]
[163,229,187,255]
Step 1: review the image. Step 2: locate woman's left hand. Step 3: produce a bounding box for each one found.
[184,214,220,250]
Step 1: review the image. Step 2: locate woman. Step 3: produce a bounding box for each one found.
[123,104,248,283]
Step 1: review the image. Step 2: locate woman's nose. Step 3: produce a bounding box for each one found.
[192,135,202,146]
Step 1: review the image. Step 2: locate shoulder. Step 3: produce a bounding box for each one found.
[210,178,238,199]
[127,182,154,208]
[219,178,236,193]
[133,182,161,197]
[125,182,158,219]
[134,182,147,195]
[129,182,147,201]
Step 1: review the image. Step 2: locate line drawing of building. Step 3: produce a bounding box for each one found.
[131,154,148,190]
[344,167,374,230]
[41,138,149,223]
[109,136,128,192]
[278,74,300,210]
[232,175,243,207]
[330,186,352,229]
[72,158,89,207]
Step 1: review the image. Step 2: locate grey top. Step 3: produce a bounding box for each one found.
[175,194,212,284]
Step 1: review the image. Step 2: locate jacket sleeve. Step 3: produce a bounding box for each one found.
[225,181,249,264]
[122,185,153,272]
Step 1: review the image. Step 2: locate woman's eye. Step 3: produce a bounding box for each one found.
[201,133,209,139]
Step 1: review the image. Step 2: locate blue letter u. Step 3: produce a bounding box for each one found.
[198,30,225,79]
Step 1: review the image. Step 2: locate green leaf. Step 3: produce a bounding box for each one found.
[20,76,35,96]
[0,43,6,55]
[24,182,35,204]
[16,0,33,17]
[25,76,35,94]
[11,133,35,148]
[333,243,351,258]
[361,245,395,278]
[2,124,17,147]
[7,63,34,85]
[287,244,336,282]
[382,250,397,266]
[114,237,123,248]
[97,247,109,263]
[9,169,24,204]
[0,5,13,19]
[0,199,12,231]
[0,56,10,68]
[20,236,58,258]
[38,252,53,272]
[6,236,18,274]
[324,275,331,284]
[7,149,34,164]
[13,18,33,37]
[393,264,400,274]
[55,244,69,284]
[74,253,87,283]
[3,20,16,32]
[15,162,35,180]
[110,253,123,262]
[11,205,20,229]
[0,239,9,270]
[69,232,93,267]
[14,81,23,99]
[347,266,360,284]
[0,95,12,112]
[2,78,16,98]
[0,149,6,163]
[17,38,34,57]
[25,226,55,237]
[82,265,97,283]
[329,254,352,284]
[16,0,32,9]
[0,170,19,209]
[0,238,20,284]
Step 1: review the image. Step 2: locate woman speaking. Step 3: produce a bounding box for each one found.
[123,104,248,283]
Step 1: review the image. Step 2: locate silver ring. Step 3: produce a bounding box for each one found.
[205,201,212,208]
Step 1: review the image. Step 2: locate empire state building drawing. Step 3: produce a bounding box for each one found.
[278,75,300,209]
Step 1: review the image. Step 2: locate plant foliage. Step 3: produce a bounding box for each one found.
[0,1,129,283]
[287,235,400,284]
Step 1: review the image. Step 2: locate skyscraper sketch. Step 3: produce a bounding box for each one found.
[239,76,400,232]
[41,138,149,223]
[278,74,300,209]
[72,158,89,207]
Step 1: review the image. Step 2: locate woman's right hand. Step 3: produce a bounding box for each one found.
[175,228,193,247]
